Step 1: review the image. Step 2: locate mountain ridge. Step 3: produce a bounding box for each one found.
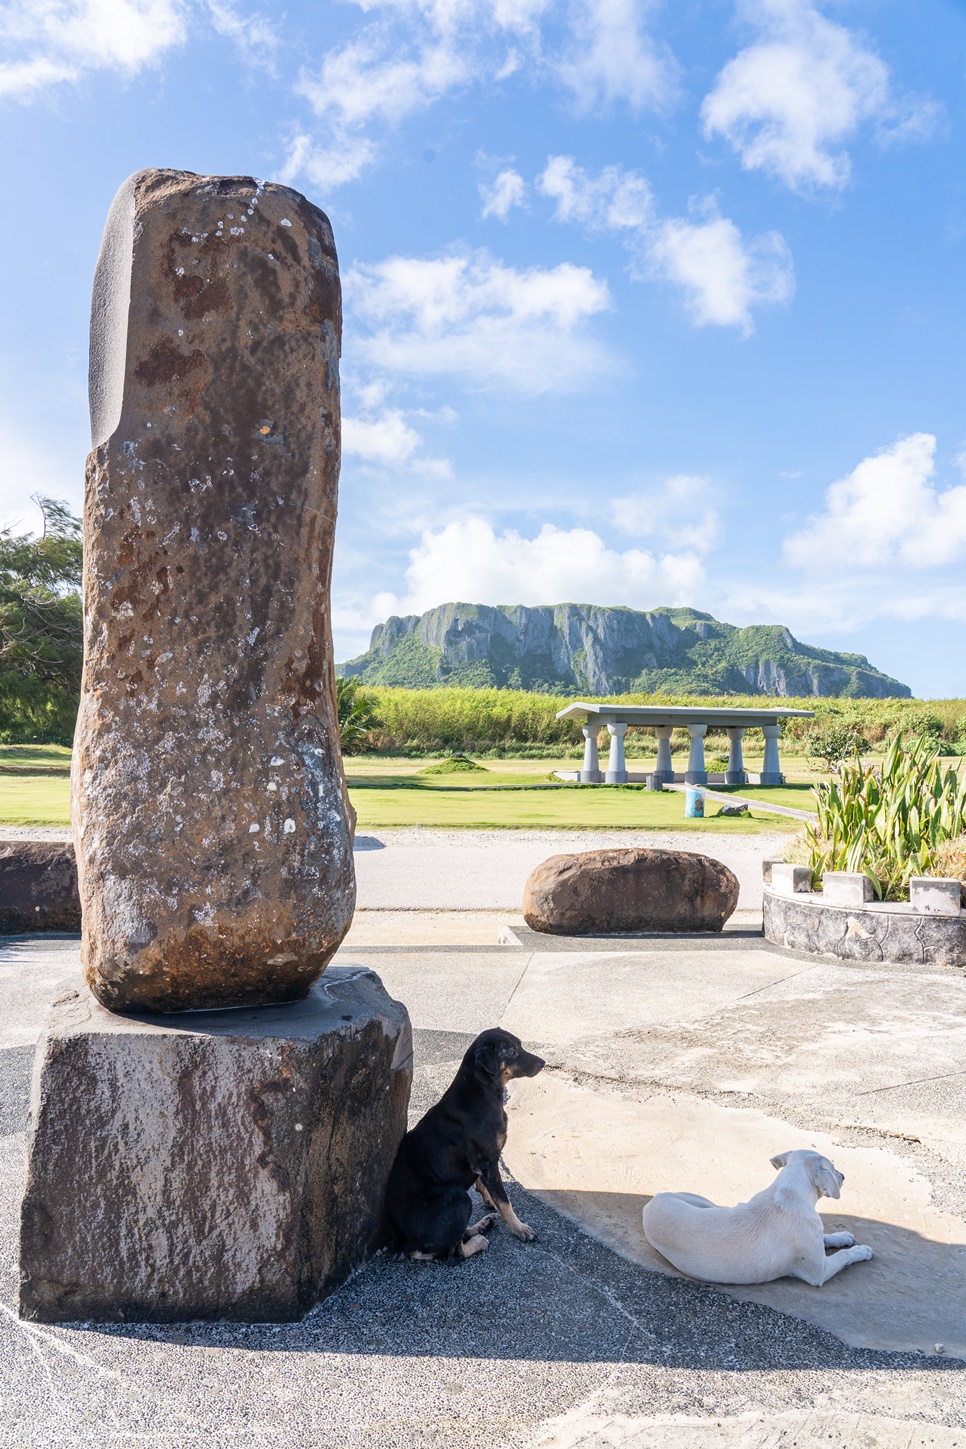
[341,602,911,699]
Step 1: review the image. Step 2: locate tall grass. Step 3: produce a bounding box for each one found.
[803,735,966,899]
[354,686,966,757]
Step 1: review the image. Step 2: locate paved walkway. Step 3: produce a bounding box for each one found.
[2,922,965,1447]
[353,829,792,912]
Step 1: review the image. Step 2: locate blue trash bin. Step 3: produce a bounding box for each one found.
[684,786,705,818]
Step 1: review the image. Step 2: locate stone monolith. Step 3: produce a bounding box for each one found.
[74,169,354,1011]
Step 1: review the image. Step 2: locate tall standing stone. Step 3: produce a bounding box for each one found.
[75,169,354,1012]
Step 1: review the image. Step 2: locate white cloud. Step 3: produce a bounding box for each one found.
[204,0,277,65]
[376,516,705,615]
[284,0,678,191]
[343,407,453,478]
[480,167,526,221]
[537,154,652,230]
[647,202,794,333]
[539,156,793,333]
[610,473,721,554]
[784,433,966,572]
[701,0,937,193]
[0,0,186,99]
[556,0,677,114]
[345,248,612,393]
[280,132,379,191]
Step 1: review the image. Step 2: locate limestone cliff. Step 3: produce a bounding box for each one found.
[341,604,910,698]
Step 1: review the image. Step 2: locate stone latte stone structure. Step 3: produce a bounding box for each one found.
[523,848,739,935]
[75,168,354,1011]
[20,969,413,1323]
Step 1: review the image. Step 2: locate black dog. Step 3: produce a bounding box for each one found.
[384,1028,545,1262]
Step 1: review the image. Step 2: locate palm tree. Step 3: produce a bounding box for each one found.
[335,675,379,753]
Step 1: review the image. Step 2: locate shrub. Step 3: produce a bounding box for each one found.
[803,734,966,899]
[804,722,870,774]
[419,754,487,775]
[932,834,966,903]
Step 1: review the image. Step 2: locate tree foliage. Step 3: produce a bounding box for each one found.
[0,497,83,743]
[335,675,380,753]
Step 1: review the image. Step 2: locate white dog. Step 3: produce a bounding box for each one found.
[642,1149,873,1287]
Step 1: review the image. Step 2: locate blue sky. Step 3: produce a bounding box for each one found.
[2,0,966,695]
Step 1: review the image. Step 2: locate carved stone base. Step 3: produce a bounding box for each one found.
[19,967,412,1323]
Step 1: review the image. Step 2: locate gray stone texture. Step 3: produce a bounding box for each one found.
[0,843,80,932]
[763,887,966,967]
[909,877,962,915]
[19,967,412,1323]
[522,847,739,936]
[770,863,812,895]
[75,168,354,1012]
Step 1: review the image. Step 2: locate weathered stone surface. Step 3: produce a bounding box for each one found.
[0,843,80,933]
[19,966,412,1323]
[763,887,966,967]
[522,848,739,936]
[75,169,354,1011]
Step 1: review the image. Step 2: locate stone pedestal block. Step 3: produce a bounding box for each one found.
[822,871,873,907]
[0,843,80,932]
[909,877,962,916]
[770,863,812,896]
[19,967,411,1324]
[75,169,354,1012]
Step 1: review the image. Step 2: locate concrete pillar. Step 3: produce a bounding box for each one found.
[604,722,628,784]
[725,726,747,785]
[580,725,603,783]
[652,725,674,785]
[685,723,708,785]
[760,723,784,786]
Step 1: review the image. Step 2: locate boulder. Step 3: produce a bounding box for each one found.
[74,169,354,1012]
[19,967,412,1323]
[0,843,80,933]
[522,848,739,935]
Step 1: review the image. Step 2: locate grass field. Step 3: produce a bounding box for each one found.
[0,746,806,831]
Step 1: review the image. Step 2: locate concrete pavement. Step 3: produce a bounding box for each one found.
[2,924,965,1447]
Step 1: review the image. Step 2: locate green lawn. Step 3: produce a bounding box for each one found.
[348,784,800,831]
[0,746,807,832]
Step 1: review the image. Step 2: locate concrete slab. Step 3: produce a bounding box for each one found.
[536,1407,966,1448]
[504,1073,966,1359]
[500,949,789,1048]
[342,910,517,947]
[2,935,966,1445]
[340,950,531,1036]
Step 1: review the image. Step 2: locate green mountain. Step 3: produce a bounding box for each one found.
[341,602,911,699]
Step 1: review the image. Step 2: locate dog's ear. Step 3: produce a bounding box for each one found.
[473,1038,503,1078]
[809,1158,842,1200]
[770,1152,791,1171]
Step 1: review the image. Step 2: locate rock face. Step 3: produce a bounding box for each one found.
[0,844,80,933]
[342,602,911,698]
[523,848,739,935]
[19,967,412,1323]
[74,169,354,1012]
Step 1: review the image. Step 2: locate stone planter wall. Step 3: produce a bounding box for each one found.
[763,886,966,969]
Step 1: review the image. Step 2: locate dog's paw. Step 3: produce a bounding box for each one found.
[510,1221,536,1242]
[480,1213,499,1234]
[852,1244,873,1262]
[824,1231,855,1249]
